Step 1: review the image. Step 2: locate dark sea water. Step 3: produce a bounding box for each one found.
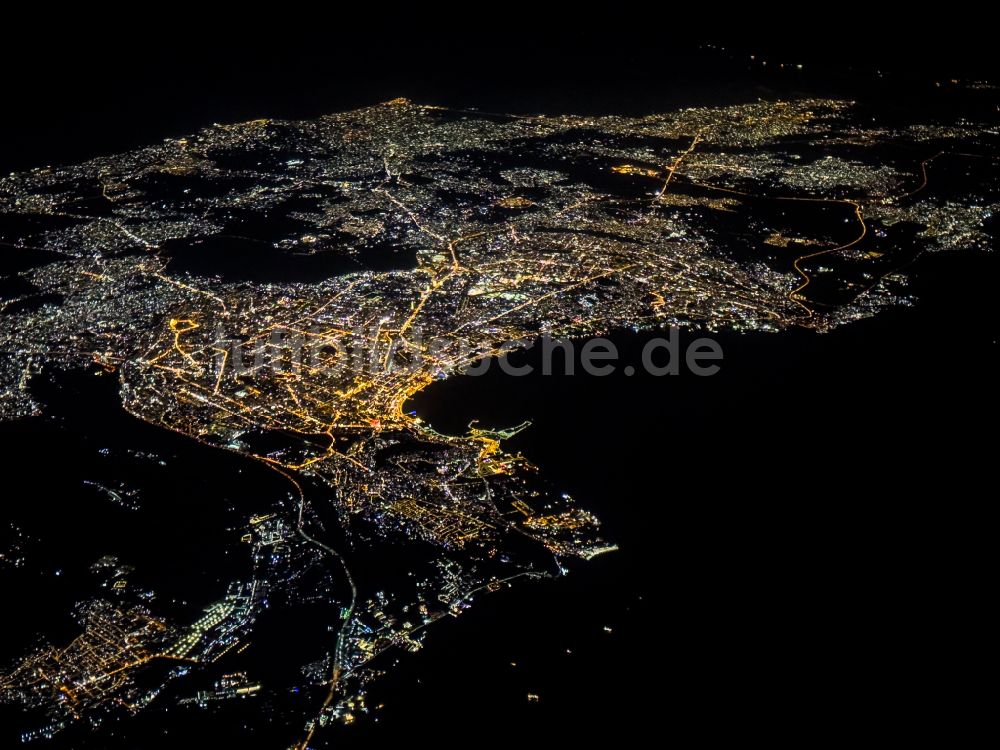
[397,246,996,743]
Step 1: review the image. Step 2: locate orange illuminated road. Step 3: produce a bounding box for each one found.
[262,465,356,750]
[787,200,866,316]
[657,133,703,200]
[675,150,994,317]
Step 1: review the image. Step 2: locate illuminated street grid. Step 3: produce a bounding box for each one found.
[0,98,996,744]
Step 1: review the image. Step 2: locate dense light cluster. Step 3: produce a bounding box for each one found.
[1,96,996,744]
